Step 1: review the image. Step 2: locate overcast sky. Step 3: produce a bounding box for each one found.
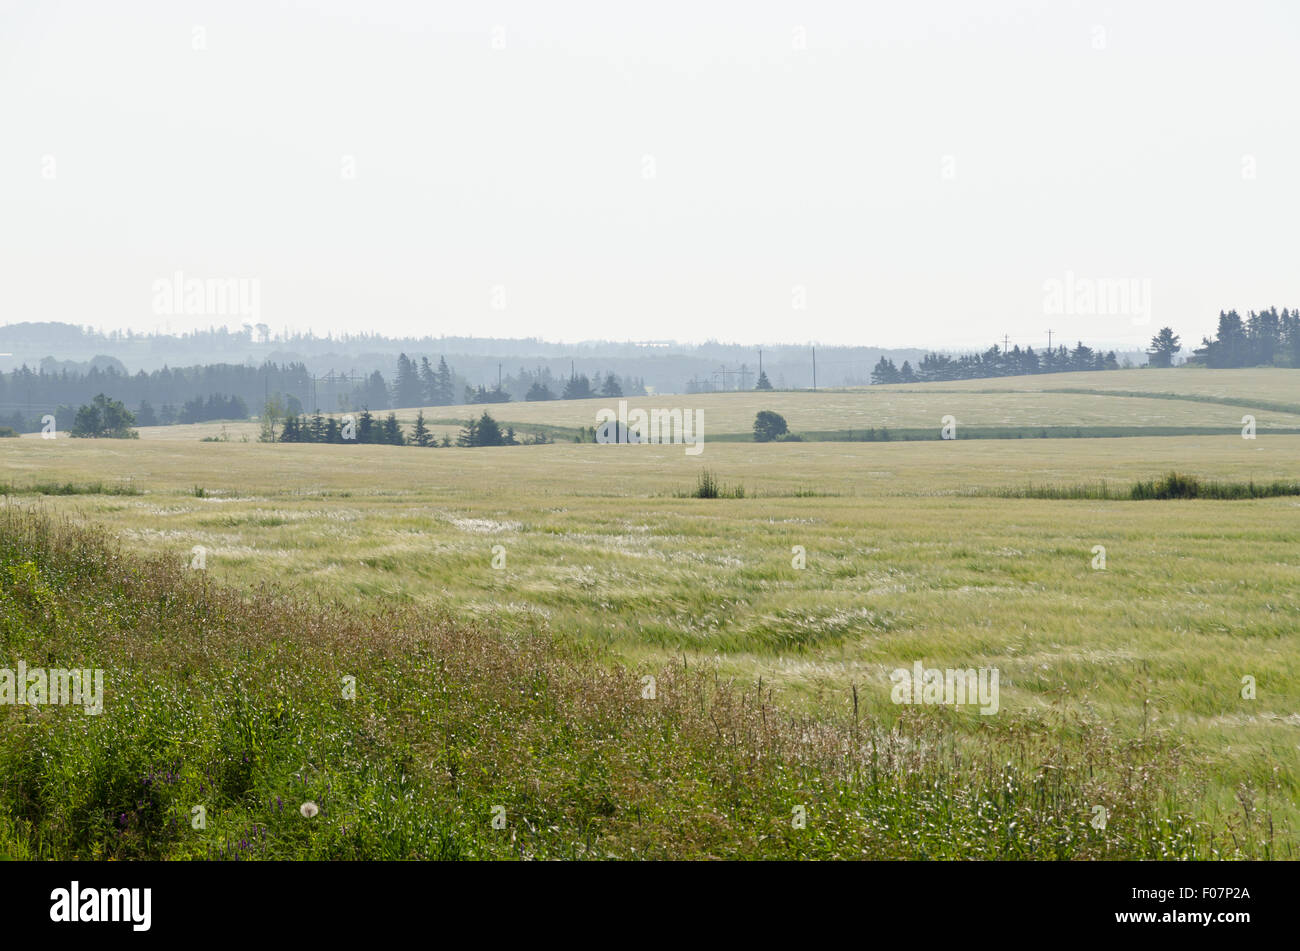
[1,1,1296,350]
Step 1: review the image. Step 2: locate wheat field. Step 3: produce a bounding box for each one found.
[4,378,1299,854]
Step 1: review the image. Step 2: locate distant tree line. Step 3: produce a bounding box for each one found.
[470,368,646,404]
[863,310,1300,385]
[5,312,1295,429]
[870,342,1123,383]
[0,353,649,433]
[1189,308,1300,368]
[0,356,468,434]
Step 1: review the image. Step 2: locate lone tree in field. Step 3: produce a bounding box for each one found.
[70,394,138,439]
[753,410,789,442]
[1146,327,1182,368]
[755,369,773,391]
[258,395,284,442]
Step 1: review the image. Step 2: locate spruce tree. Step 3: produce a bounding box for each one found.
[412,410,431,447]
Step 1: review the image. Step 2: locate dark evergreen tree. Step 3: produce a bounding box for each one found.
[412,410,431,447]
[435,357,455,405]
[393,353,424,408]
[561,373,593,400]
[362,371,390,410]
[381,412,404,445]
[357,408,375,443]
[870,357,899,384]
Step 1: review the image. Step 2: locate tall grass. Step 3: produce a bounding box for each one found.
[1129,472,1300,499]
[681,468,745,499]
[985,472,1300,500]
[0,481,141,497]
[0,506,1261,859]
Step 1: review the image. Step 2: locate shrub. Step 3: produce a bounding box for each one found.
[753,411,789,442]
[1132,472,1200,499]
[687,469,744,499]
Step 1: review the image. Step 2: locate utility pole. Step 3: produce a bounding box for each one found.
[1003,333,1010,352]
[1047,329,1053,352]
[498,363,502,390]
[811,346,817,392]
[758,349,763,381]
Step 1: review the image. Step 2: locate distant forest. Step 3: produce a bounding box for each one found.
[0,312,1291,433]
[870,342,1124,383]
[0,354,647,434]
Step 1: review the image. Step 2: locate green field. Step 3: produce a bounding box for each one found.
[413,366,1300,436]
[1,369,1297,858]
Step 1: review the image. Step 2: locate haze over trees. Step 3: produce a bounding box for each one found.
[1,311,1295,432]
[1192,308,1300,368]
[873,343,1121,383]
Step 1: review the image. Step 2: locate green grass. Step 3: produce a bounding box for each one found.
[0,508,1255,859]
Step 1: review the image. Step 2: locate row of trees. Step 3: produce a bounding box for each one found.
[1189,308,1300,368]
[870,342,1123,384]
[0,360,320,432]
[861,310,1299,387]
[0,355,654,433]
[0,357,465,433]
[272,408,544,448]
[468,369,647,404]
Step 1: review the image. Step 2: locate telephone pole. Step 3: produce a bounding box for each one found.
[1047,329,1053,351]
[811,346,817,392]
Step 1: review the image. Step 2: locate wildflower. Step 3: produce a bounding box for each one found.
[300,801,320,818]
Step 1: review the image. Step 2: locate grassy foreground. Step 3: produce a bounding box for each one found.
[0,506,1261,859]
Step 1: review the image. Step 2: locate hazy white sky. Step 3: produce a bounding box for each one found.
[1,1,1296,350]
